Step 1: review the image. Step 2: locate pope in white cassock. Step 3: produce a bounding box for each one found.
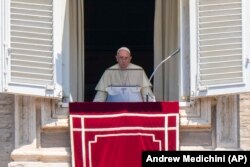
[93,47,156,102]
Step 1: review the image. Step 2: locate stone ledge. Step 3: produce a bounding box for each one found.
[42,100,212,129]
[11,147,70,162]
[42,118,69,130]
[180,98,211,128]
[8,162,70,167]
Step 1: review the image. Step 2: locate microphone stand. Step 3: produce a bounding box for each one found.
[146,48,180,102]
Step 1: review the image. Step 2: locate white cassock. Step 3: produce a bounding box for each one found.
[93,63,156,102]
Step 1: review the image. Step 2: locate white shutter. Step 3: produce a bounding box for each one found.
[190,0,250,97]
[1,0,64,98]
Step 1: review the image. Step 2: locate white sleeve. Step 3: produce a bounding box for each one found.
[93,91,108,102]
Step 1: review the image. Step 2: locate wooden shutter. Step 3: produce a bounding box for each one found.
[1,0,64,98]
[190,0,250,97]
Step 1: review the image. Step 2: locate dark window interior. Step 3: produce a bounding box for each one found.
[84,0,155,101]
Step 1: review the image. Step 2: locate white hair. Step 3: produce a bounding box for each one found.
[117,47,131,55]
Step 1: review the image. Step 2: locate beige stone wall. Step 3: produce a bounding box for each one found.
[0,94,250,167]
[239,93,250,150]
[0,94,14,167]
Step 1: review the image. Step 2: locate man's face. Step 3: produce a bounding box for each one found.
[116,50,132,69]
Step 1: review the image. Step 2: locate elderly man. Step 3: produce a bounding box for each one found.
[93,47,155,102]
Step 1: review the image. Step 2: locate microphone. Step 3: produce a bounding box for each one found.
[146,48,180,102]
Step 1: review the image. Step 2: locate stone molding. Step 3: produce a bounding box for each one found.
[10,146,70,162]
[41,99,68,130]
[180,98,212,128]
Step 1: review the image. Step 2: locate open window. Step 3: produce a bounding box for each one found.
[83,0,155,101]
[1,0,250,102]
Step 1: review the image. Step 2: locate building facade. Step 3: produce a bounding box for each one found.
[0,0,250,166]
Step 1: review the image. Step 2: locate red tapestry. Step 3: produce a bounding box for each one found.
[69,102,179,167]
